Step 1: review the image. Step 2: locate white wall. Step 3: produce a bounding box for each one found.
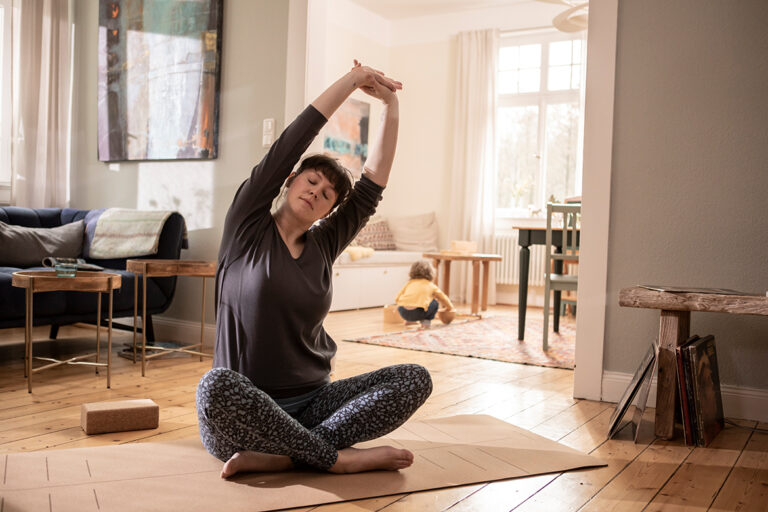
[70,0,291,325]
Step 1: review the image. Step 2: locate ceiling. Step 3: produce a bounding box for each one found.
[347,0,528,20]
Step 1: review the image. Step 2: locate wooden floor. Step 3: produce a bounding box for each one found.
[0,305,765,511]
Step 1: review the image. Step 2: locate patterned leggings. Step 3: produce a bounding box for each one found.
[195,364,433,470]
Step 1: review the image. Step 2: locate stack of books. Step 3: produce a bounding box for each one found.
[676,335,725,447]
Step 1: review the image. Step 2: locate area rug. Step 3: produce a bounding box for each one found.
[346,314,575,369]
[0,415,604,512]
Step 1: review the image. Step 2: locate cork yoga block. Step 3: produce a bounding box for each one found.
[81,399,160,435]
[383,304,403,324]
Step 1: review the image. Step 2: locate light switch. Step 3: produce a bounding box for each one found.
[262,118,275,147]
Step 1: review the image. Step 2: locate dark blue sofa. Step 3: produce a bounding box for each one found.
[0,207,187,340]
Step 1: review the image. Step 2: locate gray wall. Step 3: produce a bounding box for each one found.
[70,0,290,324]
[605,0,768,389]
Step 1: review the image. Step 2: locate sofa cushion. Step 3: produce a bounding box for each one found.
[387,212,439,252]
[0,220,85,267]
[353,218,396,250]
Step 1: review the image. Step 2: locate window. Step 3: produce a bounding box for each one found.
[496,32,586,218]
[0,0,11,195]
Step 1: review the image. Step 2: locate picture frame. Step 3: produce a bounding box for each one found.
[630,339,659,442]
[608,341,657,439]
[97,0,223,161]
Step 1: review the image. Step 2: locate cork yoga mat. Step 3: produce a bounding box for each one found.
[0,415,605,512]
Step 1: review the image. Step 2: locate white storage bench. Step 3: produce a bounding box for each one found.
[329,250,423,311]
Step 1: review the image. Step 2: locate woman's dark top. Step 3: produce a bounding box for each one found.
[213,105,384,398]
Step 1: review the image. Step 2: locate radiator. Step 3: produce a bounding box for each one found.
[494,234,549,286]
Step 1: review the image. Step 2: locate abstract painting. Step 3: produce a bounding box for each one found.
[322,98,370,177]
[97,0,223,161]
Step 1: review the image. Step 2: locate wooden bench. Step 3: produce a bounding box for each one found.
[619,286,768,439]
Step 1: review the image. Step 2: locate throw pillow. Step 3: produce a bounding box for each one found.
[387,212,439,252]
[354,218,396,250]
[0,220,85,267]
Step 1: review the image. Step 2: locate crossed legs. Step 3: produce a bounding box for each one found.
[196,364,432,477]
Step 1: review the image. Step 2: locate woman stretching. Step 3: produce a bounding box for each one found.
[196,61,433,478]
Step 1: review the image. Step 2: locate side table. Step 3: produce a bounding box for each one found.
[422,252,502,314]
[11,270,121,393]
[126,259,216,376]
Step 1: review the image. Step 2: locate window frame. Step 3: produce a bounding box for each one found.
[495,29,586,221]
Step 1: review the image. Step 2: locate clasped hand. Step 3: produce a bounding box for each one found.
[351,59,401,102]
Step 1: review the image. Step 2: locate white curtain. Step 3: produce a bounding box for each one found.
[447,29,499,305]
[10,0,72,208]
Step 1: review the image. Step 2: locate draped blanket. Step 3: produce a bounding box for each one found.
[88,208,183,259]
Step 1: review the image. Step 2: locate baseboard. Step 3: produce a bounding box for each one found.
[151,316,216,347]
[601,370,768,423]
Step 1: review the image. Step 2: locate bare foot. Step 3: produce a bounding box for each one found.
[328,446,414,474]
[220,451,294,478]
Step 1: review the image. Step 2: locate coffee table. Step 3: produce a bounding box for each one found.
[11,270,122,393]
[422,252,502,315]
[126,259,216,376]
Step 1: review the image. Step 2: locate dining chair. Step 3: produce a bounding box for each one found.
[543,203,581,351]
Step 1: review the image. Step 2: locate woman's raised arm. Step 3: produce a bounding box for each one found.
[311,61,400,188]
[360,85,399,188]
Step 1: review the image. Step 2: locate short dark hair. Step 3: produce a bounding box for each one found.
[409,260,435,281]
[286,154,354,212]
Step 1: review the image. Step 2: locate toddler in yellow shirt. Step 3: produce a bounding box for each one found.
[395,260,454,328]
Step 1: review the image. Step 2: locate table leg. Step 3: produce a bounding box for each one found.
[553,247,563,333]
[442,261,452,298]
[481,261,490,311]
[200,277,206,361]
[471,261,480,315]
[431,259,440,286]
[655,310,690,439]
[142,274,147,377]
[24,289,29,379]
[26,289,33,392]
[108,287,113,389]
[133,273,138,362]
[95,293,101,375]
[518,246,530,340]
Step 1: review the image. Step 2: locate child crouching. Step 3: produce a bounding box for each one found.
[395,260,454,328]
